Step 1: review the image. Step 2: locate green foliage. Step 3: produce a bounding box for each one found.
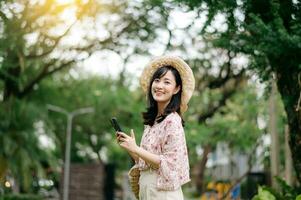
[0,98,55,192]
[252,178,301,200]
[186,83,264,165]
[36,73,145,170]
[0,0,163,102]
[252,187,276,200]
[1,0,299,195]
[172,0,301,183]
[0,194,43,200]
[1,71,146,192]
[0,0,170,193]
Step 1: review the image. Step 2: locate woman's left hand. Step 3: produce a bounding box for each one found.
[117,129,138,154]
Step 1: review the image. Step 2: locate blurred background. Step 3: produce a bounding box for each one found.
[0,0,301,199]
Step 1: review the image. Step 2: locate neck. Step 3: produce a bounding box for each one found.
[157,101,170,117]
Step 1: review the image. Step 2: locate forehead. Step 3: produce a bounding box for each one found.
[158,70,175,80]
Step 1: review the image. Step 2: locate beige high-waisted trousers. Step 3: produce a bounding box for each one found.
[139,170,184,200]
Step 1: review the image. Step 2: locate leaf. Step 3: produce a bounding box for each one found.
[253,187,276,200]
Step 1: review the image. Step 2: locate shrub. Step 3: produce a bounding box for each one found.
[252,178,301,200]
[1,194,43,200]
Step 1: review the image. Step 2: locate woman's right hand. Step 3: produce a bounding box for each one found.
[116,130,138,153]
[116,129,139,162]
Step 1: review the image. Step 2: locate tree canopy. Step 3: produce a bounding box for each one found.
[169,0,301,183]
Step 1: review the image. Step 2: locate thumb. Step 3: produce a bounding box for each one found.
[130,129,135,139]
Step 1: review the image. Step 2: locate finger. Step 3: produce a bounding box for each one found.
[130,129,135,139]
[116,132,123,136]
[116,135,121,142]
[119,142,128,148]
[119,137,127,142]
[117,131,129,138]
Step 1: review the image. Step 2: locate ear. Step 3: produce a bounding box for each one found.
[173,85,181,95]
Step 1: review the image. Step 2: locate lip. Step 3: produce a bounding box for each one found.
[155,91,164,95]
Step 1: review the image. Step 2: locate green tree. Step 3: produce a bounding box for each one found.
[186,79,265,194]
[170,0,301,183]
[0,98,56,192]
[37,74,145,169]
[0,0,164,192]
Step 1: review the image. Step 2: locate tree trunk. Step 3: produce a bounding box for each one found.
[3,68,21,101]
[268,80,279,188]
[11,177,20,193]
[194,144,212,195]
[275,71,301,184]
[284,125,293,185]
[0,156,7,181]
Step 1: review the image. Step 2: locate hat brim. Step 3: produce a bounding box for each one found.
[140,56,195,113]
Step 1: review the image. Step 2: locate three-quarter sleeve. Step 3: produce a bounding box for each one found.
[156,116,190,190]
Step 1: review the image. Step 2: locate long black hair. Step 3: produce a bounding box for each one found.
[142,65,185,126]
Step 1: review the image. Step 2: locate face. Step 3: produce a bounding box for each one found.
[151,70,180,106]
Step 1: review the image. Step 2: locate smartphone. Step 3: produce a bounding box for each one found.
[110,117,123,132]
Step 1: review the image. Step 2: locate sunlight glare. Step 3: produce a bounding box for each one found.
[55,0,75,4]
[5,181,11,188]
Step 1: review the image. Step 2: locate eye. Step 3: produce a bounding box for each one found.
[154,79,160,82]
[164,81,171,84]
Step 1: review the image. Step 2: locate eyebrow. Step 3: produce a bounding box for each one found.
[162,77,172,81]
[156,76,174,81]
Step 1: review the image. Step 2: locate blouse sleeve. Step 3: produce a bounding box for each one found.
[156,116,189,190]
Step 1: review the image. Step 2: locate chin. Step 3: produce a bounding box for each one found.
[153,97,162,102]
[155,98,169,103]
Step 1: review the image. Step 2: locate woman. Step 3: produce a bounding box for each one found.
[116,55,195,200]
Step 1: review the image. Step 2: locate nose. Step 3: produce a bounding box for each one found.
[154,80,163,89]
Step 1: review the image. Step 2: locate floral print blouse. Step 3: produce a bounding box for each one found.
[136,112,190,191]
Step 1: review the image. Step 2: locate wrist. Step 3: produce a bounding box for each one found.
[133,145,140,155]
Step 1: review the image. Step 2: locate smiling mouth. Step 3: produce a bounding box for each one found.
[155,91,164,95]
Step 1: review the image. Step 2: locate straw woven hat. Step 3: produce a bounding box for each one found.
[140,55,195,113]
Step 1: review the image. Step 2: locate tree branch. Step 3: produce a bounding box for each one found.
[198,70,246,123]
[0,10,8,21]
[207,51,236,89]
[26,21,77,60]
[18,60,75,98]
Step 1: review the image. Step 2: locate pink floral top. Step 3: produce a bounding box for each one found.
[136,112,190,191]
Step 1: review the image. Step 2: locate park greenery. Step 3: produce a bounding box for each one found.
[0,0,300,199]
[172,0,301,183]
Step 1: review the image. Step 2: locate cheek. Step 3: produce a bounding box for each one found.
[151,83,156,91]
[172,87,179,94]
[167,85,177,92]
[150,84,156,95]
